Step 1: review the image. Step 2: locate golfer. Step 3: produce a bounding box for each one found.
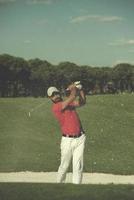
[47,82,86,184]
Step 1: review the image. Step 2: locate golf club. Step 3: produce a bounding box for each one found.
[28,102,46,117]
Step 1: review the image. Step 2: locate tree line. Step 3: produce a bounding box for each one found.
[0,54,134,97]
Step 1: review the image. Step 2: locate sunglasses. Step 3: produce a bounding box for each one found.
[51,91,60,97]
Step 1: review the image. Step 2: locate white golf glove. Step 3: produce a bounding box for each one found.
[74,81,82,90]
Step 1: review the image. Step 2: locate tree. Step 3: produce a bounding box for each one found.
[112,63,134,92]
[29,59,54,96]
[0,53,134,97]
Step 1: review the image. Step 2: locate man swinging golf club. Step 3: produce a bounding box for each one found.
[47,81,86,184]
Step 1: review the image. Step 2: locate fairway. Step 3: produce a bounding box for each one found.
[0,94,134,174]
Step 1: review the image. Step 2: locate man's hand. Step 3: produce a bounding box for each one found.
[73,81,86,107]
[67,83,76,91]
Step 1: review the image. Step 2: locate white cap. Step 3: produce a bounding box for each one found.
[47,87,59,97]
[74,81,82,90]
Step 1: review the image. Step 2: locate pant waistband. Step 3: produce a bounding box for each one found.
[62,132,84,138]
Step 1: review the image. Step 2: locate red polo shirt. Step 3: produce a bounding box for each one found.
[52,101,81,136]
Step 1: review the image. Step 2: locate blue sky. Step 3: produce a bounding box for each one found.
[0,0,134,66]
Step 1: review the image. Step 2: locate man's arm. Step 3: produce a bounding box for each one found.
[78,89,86,106]
[73,89,86,107]
[61,84,77,110]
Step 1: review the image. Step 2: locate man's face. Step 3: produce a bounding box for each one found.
[50,92,62,103]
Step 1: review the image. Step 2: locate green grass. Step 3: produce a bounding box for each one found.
[0,93,134,174]
[0,183,134,200]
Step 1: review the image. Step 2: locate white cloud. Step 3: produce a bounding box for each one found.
[70,15,123,23]
[27,0,53,5]
[127,40,134,44]
[24,40,32,44]
[108,39,134,46]
[70,15,98,23]
[128,49,134,53]
[112,60,134,66]
[99,16,122,22]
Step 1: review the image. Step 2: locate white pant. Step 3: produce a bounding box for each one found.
[57,134,86,184]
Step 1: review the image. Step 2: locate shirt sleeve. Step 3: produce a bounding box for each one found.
[72,101,79,107]
[69,101,79,107]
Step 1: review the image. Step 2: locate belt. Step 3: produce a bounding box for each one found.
[62,132,84,138]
